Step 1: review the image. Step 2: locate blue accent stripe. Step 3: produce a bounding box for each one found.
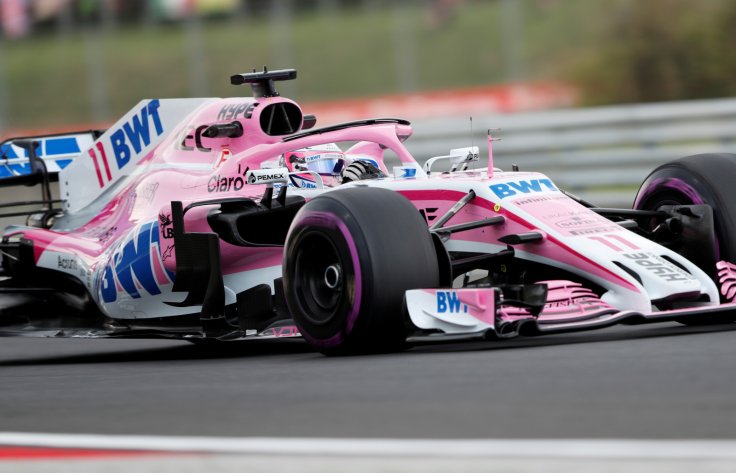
[0,166,12,177]
[0,144,18,159]
[45,137,80,156]
[55,159,73,169]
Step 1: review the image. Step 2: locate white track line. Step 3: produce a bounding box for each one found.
[0,433,736,460]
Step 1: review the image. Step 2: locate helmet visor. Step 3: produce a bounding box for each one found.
[288,151,345,175]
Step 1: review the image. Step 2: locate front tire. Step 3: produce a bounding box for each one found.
[634,153,736,309]
[283,187,440,355]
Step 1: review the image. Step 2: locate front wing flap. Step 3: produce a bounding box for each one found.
[404,284,736,340]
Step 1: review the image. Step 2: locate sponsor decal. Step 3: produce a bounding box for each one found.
[100,221,174,303]
[159,212,174,239]
[214,148,232,168]
[54,253,89,285]
[623,252,693,282]
[517,202,624,237]
[543,210,618,236]
[58,255,78,271]
[248,173,286,183]
[570,226,622,236]
[162,244,175,261]
[208,164,250,193]
[546,299,577,308]
[511,194,567,206]
[217,103,250,121]
[246,168,288,185]
[556,216,602,229]
[88,100,164,188]
[437,291,469,314]
[209,174,245,192]
[304,153,343,163]
[490,178,558,200]
[109,100,163,170]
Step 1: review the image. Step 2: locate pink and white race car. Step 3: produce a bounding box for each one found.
[1,68,735,355]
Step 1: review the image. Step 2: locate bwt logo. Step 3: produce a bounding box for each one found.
[489,178,558,199]
[109,100,164,170]
[100,221,174,303]
[436,291,468,314]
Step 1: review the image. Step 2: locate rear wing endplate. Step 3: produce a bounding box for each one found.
[0,131,100,183]
[0,131,101,220]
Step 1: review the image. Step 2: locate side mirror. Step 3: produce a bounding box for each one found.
[424,146,479,175]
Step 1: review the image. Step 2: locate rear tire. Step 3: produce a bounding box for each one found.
[283,187,439,355]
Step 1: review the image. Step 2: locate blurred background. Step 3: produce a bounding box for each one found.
[2,0,736,205]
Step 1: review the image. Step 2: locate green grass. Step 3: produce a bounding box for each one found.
[1,1,604,130]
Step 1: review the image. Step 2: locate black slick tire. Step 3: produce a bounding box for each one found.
[283,187,439,355]
[635,153,736,321]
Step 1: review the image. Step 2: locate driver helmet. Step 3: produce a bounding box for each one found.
[280,143,346,187]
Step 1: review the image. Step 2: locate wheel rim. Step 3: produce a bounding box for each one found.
[640,189,722,266]
[293,230,346,326]
[641,193,689,229]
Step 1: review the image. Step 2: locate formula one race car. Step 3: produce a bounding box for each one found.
[1,68,735,355]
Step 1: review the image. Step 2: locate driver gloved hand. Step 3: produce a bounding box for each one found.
[341,160,386,183]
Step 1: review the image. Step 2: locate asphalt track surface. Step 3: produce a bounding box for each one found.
[2,322,736,439]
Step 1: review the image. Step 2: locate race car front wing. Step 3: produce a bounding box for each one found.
[403,281,736,342]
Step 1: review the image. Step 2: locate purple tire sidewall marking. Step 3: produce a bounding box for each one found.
[636,176,720,260]
[634,177,704,208]
[288,210,362,349]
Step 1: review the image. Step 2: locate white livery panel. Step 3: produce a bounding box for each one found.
[61,98,213,213]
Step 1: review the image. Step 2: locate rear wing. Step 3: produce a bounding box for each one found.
[0,131,101,183]
[0,131,102,221]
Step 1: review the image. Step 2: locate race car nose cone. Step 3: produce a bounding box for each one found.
[324,264,342,289]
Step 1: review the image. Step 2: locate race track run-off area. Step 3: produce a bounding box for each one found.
[1,322,736,471]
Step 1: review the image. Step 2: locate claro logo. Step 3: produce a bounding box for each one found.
[208,174,245,193]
